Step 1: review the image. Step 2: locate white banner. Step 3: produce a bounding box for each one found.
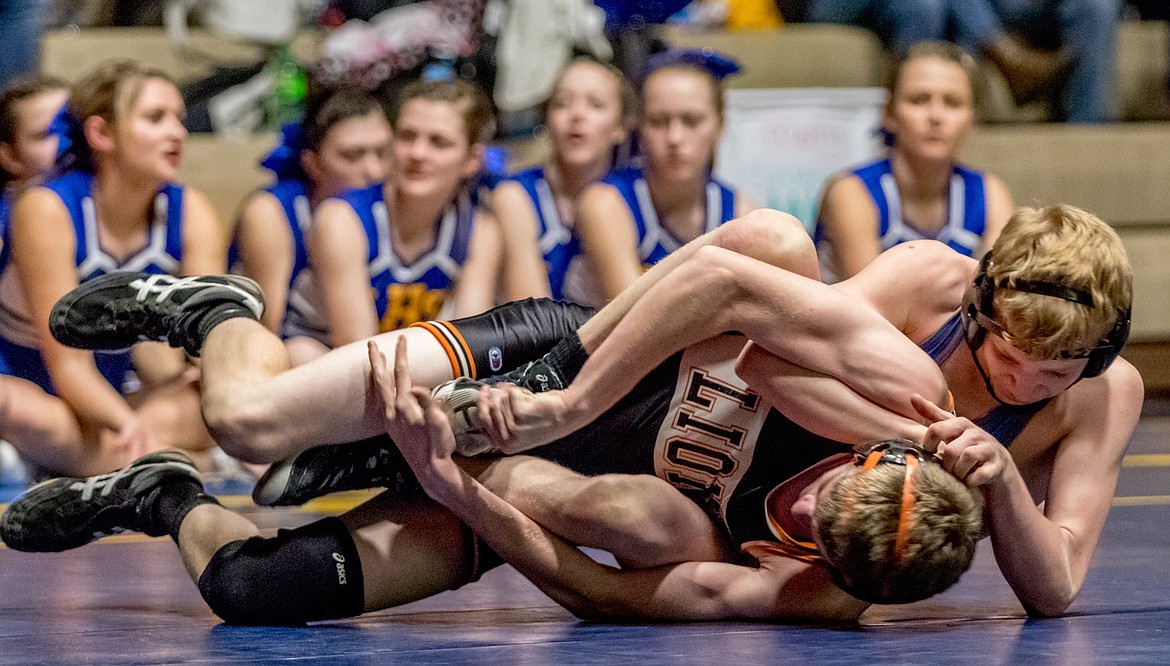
[715,88,887,233]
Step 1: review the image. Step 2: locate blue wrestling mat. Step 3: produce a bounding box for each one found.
[1,407,1169,665]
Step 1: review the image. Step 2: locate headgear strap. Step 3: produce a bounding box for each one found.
[858,443,922,565]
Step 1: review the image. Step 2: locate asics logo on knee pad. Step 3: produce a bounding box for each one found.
[333,552,348,585]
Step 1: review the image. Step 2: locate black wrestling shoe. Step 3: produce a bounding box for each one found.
[252,436,419,506]
[50,272,264,357]
[0,451,201,552]
[431,378,496,456]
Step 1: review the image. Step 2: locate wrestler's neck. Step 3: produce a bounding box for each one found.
[941,343,1006,418]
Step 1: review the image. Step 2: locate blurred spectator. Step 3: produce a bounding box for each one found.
[491,57,636,301]
[0,0,52,91]
[1126,0,1170,118]
[814,41,1013,282]
[1,60,226,476]
[230,85,392,337]
[950,0,1122,123]
[282,79,510,363]
[563,50,759,307]
[0,76,69,195]
[806,0,948,56]
[803,0,1118,122]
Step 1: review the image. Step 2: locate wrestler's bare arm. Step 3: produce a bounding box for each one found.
[915,360,1144,616]
[736,343,930,445]
[480,237,947,452]
[370,338,865,623]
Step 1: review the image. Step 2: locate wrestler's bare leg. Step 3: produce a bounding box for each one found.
[199,319,455,464]
[575,209,817,353]
[200,210,814,464]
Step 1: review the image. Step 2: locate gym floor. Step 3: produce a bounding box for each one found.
[1,403,1168,665]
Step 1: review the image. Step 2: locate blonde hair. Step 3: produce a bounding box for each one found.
[988,204,1132,359]
[815,463,983,604]
[65,60,177,171]
[69,60,176,130]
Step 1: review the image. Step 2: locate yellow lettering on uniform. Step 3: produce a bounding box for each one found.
[381,283,448,331]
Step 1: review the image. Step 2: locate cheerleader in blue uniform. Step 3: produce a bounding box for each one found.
[0,76,68,199]
[563,50,758,308]
[491,58,635,301]
[814,41,1014,283]
[232,86,391,338]
[0,61,224,476]
[283,78,505,362]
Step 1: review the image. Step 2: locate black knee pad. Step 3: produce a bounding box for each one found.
[197,517,364,625]
[411,298,595,378]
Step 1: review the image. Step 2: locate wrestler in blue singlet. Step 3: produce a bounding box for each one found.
[0,170,185,394]
[503,166,577,301]
[283,183,477,344]
[814,157,989,282]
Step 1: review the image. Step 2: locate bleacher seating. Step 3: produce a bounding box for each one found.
[38,22,1170,390]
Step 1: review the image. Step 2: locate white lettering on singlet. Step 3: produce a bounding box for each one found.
[653,336,771,523]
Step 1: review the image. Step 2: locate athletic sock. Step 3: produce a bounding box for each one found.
[543,331,589,384]
[142,477,223,541]
[179,303,260,357]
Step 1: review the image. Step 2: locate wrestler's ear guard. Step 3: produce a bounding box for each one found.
[963,251,1130,379]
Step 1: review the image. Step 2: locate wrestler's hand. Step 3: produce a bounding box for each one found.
[473,383,576,455]
[911,393,1019,488]
[368,338,463,495]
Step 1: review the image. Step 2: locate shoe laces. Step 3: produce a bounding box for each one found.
[70,465,136,501]
[128,274,206,305]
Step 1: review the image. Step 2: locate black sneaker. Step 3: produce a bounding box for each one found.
[252,436,419,506]
[50,272,264,357]
[0,451,201,552]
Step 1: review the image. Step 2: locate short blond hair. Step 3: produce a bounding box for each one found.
[988,205,1132,359]
[815,463,983,604]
